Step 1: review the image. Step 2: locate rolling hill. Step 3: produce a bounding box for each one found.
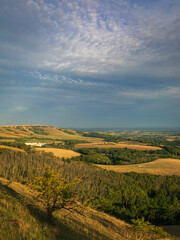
[0,177,171,240]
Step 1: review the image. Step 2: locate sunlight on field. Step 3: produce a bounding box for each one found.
[75,142,162,151]
[35,147,80,159]
[0,145,25,153]
[97,158,180,176]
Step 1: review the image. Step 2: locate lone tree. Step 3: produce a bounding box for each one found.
[31,168,79,220]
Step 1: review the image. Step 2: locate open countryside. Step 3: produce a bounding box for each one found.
[74,142,162,151]
[0,125,180,239]
[97,158,180,176]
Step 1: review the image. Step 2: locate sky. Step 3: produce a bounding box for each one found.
[0,0,180,128]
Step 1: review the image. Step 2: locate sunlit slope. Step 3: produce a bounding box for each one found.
[0,125,86,140]
[0,145,25,153]
[97,158,180,176]
[0,177,164,240]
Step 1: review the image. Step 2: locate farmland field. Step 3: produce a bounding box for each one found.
[97,158,180,176]
[35,147,81,158]
[74,142,162,151]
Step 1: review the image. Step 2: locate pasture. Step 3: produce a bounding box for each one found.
[35,147,81,159]
[97,158,180,176]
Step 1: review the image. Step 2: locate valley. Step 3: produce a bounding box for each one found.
[0,125,180,239]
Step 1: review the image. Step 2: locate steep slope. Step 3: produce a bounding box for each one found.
[0,178,171,240]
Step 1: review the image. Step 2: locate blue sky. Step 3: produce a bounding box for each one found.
[0,0,180,128]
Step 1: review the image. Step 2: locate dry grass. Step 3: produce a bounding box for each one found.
[35,147,81,159]
[0,145,25,153]
[0,177,169,240]
[74,142,162,151]
[97,158,180,176]
[55,205,132,240]
[0,125,91,140]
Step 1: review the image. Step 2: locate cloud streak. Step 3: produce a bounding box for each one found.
[1,0,180,77]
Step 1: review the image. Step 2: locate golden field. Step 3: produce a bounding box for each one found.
[35,147,81,159]
[97,158,180,176]
[74,142,162,151]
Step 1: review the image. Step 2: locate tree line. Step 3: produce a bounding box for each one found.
[74,147,180,165]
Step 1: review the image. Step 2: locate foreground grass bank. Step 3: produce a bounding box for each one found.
[0,177,171,240]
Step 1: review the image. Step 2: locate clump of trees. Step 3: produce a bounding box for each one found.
[43,140,88,150]
[132,217,171,239]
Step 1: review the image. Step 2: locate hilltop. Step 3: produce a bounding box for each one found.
[0,125,85,140]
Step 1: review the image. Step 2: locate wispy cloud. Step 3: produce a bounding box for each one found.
[10,106,27,112]
[1,0,180,78]
[118,87,180,99]
[0,0,180,127]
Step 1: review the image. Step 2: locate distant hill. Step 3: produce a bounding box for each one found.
[0,125,85,140]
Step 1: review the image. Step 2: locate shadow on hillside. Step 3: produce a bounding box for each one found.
[26,203,89,240]
[0,183,89,240]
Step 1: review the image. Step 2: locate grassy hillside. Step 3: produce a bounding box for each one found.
[0,177,170,240]
[97,158,180,176]
[0,125,87,140]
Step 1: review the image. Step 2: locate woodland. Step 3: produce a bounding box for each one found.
[0,145,179,226]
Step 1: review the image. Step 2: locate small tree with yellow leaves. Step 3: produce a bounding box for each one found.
[32,168,79,220]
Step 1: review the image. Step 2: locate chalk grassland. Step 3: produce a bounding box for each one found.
[35,148,81,159]
[97,158,180,176]
[0,177,171,240]
[0,125,88,140]
[0,125,104,143]
[74,142,162,151]
[0,145,25,153]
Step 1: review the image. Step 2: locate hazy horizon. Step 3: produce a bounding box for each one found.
[0,0,180,128]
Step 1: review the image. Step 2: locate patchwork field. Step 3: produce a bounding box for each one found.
[74,142,162,151]
[35,147,81,159]
[97,158,180,176]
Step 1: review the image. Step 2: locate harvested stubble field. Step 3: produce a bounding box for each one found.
[35,147,81,159]
[74,142,162,151]
[97,158,180,176]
